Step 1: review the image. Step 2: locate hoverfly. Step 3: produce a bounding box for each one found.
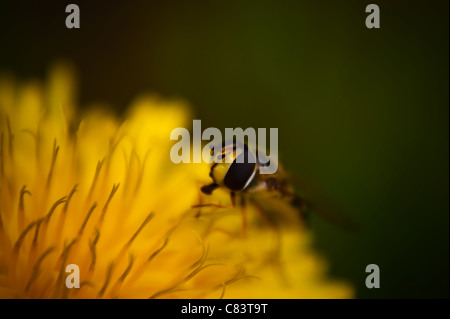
[193,141,355,236]
[192,141,311,236]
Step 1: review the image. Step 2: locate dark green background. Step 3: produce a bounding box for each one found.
[1,0,448,298]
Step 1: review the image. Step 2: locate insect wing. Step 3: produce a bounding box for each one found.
[289,173,358,232]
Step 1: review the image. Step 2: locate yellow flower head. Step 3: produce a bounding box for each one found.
[0,63,353,299]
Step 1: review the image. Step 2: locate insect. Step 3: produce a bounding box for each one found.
[192,141,310,236]
[193,141,356,236]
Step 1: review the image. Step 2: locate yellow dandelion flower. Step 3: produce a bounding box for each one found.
[0,62,353,299]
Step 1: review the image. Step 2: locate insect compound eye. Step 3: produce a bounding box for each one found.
[223,149,256,191]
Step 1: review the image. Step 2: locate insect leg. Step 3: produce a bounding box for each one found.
[192,190,236,209]
[230,191,236,207]
[240,195,247,238]
[191,203,234,209]
[249,201,289,286]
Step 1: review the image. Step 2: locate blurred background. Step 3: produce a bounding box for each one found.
[0,0,448,298]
